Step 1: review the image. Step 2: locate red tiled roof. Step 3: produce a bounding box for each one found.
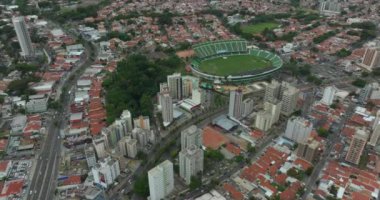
[280,181,302,200]
[261,180,277,195]
[294,158,313,171]
[23,121,41,134]
[0,161,10,172]
[226,143,241,156]
[223,183,243,200]
[70,121,89,130]
[90,123,105,136]
[0,139,8,151]
[351,191,371,200]
[63,175,82,185]
[349,114,368,126]
[274,173,287,185]
[251,129,264,139]
[2,179,23,196]
[27,114,41,121]
[342,126,355,139]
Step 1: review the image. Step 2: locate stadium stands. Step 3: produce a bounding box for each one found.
[193,39,248,59]
[191,40,283,82]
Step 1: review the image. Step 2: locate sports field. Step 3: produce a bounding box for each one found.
[241,22,279,34]
[199,55,271,76]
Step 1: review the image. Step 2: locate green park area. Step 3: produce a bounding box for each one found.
[241,22,280,35]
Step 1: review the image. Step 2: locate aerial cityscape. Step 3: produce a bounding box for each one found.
[0,0,379,200]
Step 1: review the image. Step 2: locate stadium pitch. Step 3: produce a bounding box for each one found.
[199,54,271,76]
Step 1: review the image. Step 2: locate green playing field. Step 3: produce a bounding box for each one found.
[199,55,271,76]
[241,22,280,35]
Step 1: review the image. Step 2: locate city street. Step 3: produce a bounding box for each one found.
[302,101,356,199]
[27,32,96,200]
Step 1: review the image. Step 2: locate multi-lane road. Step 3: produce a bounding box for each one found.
[28,113,62,200]
[27,35,95,200]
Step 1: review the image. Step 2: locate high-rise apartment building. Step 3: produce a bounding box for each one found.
[264,100,282,124]
[280,83,299,116]
[242,98,254,118]
[159,90,174,126]
[181,125,202,150]
[358,48,380,71]
[85,144,97,168]
[148,160,174,200]
[119,137,138,158]
[92,157,120,188]
[132,127,149,147]
[321,86,338,106]
[126,138,138,158]
[93,135,108,159]
[284,117,313,143]
[254,100,281,131]
[12,16,35,57]
[264,80,299,116]
[345,129,369,165]
[167,73,182,100]
[255,111,273,131]
[264,80,281,103]
[120,110,133,133]
[200,88,213,109]
[228,89,243,119]
[358,82,380,104]
[296,138,320,163]
[369,123,380,147]
[133,115,150,130]
[319,0,341,16]
[182,78,192,98]
[179,145,204,185]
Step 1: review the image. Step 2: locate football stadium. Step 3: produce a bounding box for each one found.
[191,39,283,82]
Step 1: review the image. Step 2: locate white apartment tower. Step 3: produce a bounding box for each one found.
[120,110,133,133]
[280,83,300,116]
[92,157,120,188]
[181,125,202,150]
[319,0,341,16]
[167,73,182,100]
[127,138,138,158]
[264,80,281,103]
[321,86,338,106]
[370,110,380,146]
[228,89,243,120]
[159,90,174,126]
[200,88,213,109]
[242,98,254,118]
[93,135,108,159]
[148,160,174,200]
[255,111,273,131]
[284,117,313,143]
[132,127,148,147]
[254,100,282,131]
[264,100,282,125]
[358,48,380,71]
[12,16,35,57]
[264,80,299,116]
[133,115,150,130]
[179,145,204,185]
[345,129,369,165]
[85,145,97,168]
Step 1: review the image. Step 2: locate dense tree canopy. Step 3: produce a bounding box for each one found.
[103,54,183,124]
